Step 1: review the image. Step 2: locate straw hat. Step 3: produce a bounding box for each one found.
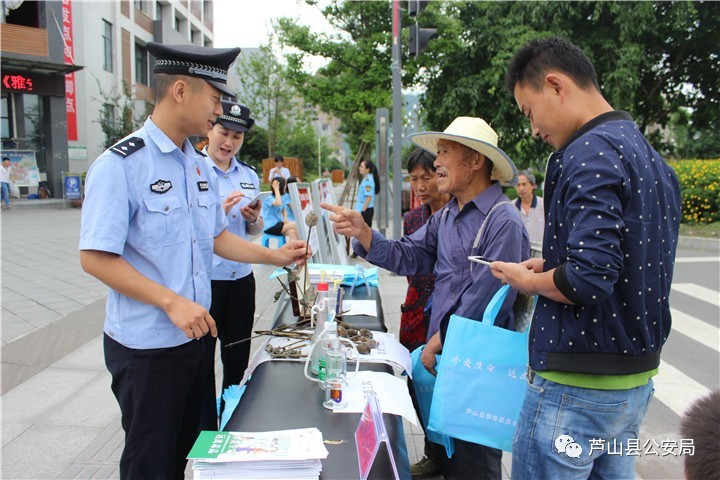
[409,117,518,185]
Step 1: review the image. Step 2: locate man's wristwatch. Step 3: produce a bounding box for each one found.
[249,217,260,225]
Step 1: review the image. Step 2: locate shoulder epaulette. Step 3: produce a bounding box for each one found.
[110,137,145,157]
[195,148,207,157]
[238,160,257,171]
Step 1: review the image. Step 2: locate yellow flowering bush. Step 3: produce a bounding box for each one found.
[668,159,720,224]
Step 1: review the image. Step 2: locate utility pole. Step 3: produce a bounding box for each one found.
[391,0,402,241]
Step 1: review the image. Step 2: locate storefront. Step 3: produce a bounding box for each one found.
[1,1,82,196]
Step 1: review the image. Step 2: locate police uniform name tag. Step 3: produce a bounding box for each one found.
[240,182,255,190]
[150,179,172,194]
[197,181,209,192]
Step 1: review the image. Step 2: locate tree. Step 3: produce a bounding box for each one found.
[276,0,416,160]
[415,1,720,167]
[237,126,268,168]
[92,79,150,149]
[235,38,299,158]
[668,108,720,159]
[235,38,329,176]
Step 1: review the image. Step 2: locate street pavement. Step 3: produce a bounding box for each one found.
[0,202,447,479]
[1,202,718,479]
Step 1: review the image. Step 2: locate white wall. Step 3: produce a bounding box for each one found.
[70,0,214,171]
[72,1,121,169]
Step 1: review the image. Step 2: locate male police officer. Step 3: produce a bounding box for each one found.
[80,43,309,479]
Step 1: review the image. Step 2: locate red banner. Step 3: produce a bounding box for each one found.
[61,0,77,141]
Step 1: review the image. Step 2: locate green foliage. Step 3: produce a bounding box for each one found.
[679,222,720,239]
[235,39,306,159]
[415,1,720,170]
[237,127,267,169]
[235,38,335,175]
[92,79,150,149]
[669,159,720,224]
[667,108,720,160]
[275,0,403,156]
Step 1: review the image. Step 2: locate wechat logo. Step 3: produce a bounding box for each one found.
[555,434,583,458]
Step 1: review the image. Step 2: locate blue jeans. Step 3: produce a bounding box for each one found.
[1,182,9,207]
[511,373,654,480]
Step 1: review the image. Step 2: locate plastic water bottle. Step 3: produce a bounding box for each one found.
[323,342,348,410]
[309,282,329,375]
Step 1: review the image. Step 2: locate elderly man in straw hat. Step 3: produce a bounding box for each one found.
[323,117,530,479]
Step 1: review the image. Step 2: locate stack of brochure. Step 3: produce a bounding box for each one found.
[188,428,329,479]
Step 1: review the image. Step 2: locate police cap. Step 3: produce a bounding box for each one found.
[216,101,254,132]
[146,42,240,97]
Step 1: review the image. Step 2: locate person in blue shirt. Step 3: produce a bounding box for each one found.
[79,43,309,479]
[355,159,380,227]
[283,176,298,222]
[495,37,681,480]
[262,176,298,240]
[324,117,529,480]
[197,100,263,430]
[1,157,11,209]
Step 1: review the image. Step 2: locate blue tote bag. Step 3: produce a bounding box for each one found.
[428,284,532,452]
[410,347,455,457]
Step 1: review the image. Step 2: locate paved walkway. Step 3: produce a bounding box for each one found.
[1,205,458,478]
[7,204,712,479]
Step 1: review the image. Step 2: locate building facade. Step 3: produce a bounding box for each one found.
[71,0,215,171]
[1,0,216,196]
[1,1,82,196]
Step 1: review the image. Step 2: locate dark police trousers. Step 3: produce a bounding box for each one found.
[105,333,207,479]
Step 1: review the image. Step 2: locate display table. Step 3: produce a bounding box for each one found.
[273,285,387,332]
[224,361,411,479]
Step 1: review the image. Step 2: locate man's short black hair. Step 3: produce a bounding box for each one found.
[406,147,436,174]
[274,155,284,163]
[2,157,10,162]
[505,36,600,94]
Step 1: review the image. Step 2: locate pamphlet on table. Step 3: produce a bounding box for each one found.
[188,428,328,479]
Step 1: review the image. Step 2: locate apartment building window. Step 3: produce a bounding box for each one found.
[1,96,11,140]
[174,14,180,31]
[135,44,149,85]
[135,0,147,14]
[103,103,116,128]
[23,94,46,170]
[102,20,113,72]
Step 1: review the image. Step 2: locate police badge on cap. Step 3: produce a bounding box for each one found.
[146,42,240,97]
[216,101,255,132]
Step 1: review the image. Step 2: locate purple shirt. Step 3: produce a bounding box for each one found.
[353,183,530,341]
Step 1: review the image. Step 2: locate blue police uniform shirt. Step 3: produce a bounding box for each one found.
[355,174,375,211]
[202,147,259,280]
[79,117,228,349]
[262,193,285,230]
[282,192,295,222]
